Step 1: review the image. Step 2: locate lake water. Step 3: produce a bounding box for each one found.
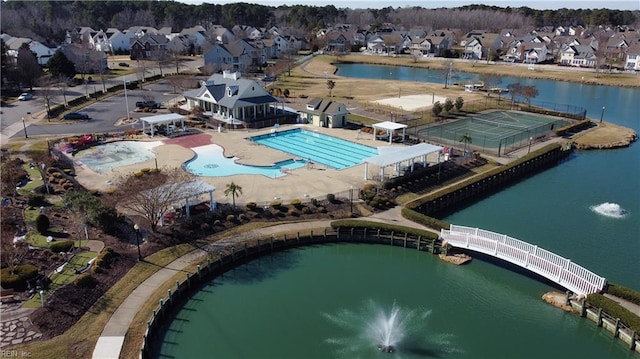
[157,65,639,358]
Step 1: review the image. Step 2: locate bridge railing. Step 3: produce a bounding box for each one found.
[441,225,606,295]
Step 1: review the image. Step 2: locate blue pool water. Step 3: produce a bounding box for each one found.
[251,128,378,170]
[184,144,306,177]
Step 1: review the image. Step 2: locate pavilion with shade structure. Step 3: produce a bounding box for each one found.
[363,142,444,180]
[372,121,408,144]
[140,113,187,137]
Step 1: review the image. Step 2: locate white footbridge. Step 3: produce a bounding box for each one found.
[440,225,606,296]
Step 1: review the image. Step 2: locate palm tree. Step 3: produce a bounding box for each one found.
[224,181,243,208]
[459,133,472,155]
[327,79,335,97]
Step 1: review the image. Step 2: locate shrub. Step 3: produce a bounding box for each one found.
[35,214,50,234]
[605,283,640,305]
[270,200,282,208]
[94,248,117,270]
[134,171,144,177]
[302,207,312,214]
[587,293,640,331]
[288,209,299,217]
[50,240,74,253]
[317,206,327,213]
[311,198,318,207]
[363,183,375,192]
[140,167,151,173]
[238,214,248,221]
[290,199,301,207]
[326,193,336,203]
[226,214,236,222]
[213,219,222,226]
[0,265,39,291]
[75,273,97,288]
[27,194,47,207]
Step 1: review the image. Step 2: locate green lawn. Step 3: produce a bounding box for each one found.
[22,251,98,308]
[16,163,44,195]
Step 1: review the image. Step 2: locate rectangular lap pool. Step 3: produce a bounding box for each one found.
[250,128,378,170]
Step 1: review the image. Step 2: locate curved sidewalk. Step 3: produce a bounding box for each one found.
[92,214,435,359]
[92,220,332,359]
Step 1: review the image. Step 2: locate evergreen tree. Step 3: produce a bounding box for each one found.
[47,50,76,78]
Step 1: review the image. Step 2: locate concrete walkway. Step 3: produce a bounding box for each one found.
[92,220,338,359]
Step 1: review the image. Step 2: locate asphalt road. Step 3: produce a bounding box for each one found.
[1,58,204,141]
[21,82,189,138]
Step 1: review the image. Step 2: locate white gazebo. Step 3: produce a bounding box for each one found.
[140,113,187,137]
[144,179,216,226]
[372,121,408,144]
[363,142,443,180]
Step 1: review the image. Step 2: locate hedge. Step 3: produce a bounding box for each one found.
[400,207,450,231]
[0,264,39,291]
[405,143,562,210]
[555,119,592,137]
[586,293,640,332]
[330,219,439,240]
[50,240,74,253]
[605,283,640,306]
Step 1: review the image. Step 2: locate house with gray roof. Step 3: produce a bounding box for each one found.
[559,44,597,67]
[183,71,285,127]
[300,98,349,128]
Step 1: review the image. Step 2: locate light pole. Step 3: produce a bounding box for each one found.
[133,223,142,261]
[528,137,533,154]
[600,106,605,123]
[123,79,130,121]
[39,290,45,307]
[349,186,354,214]
[22,111,30,138]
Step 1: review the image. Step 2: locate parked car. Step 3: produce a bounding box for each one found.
[118,62,130,67]
[18,93,33,101]
[63,112,90,120]
[135,100,161,109]
[262,76,275,82]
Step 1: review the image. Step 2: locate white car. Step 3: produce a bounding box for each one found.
[18,93,33,101]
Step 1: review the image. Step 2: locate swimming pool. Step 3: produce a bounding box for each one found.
[183,144,306,177]
[74,141,162,173]
[251,128,378,170]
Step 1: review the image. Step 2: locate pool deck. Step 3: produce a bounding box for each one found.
[72,124,428,206]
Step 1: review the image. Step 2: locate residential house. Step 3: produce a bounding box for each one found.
[326,32,350,53]
[92,30,112,53]
[180,26,209,49]
[109,29,136,52]
[604,36,630,62]
[5,37,56,65]
[366,35,386,54]
[462,37,483,59]
[203,40,254,73]
[624,39,640,71]
[208,26,235,44]
[167,34,194,55]
[559,44,597,67]
[182,71,284,126]
[300,98,349,128]
[130,34,169,60]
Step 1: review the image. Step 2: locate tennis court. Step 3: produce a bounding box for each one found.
[417,110,570,155]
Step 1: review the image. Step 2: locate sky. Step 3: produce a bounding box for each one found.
[178,0,640,11]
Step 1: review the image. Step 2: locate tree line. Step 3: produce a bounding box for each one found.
[1,1,638,47]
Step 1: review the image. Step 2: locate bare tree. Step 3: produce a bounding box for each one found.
[0,240,28,275]
[441,60,454,89]
[56,75,71,107]
[479,73,502,97]
[520,85,539,106]
[112,167,195,232]
[37,75,57,120]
